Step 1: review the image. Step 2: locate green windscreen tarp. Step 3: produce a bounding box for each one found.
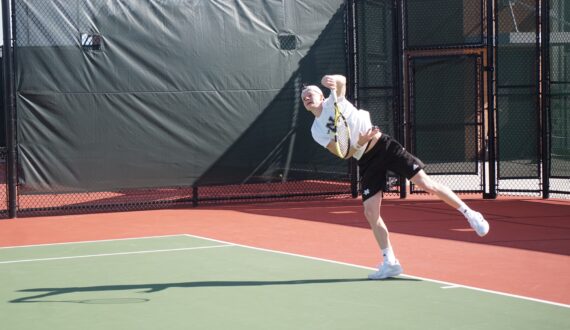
[14,0,347,193]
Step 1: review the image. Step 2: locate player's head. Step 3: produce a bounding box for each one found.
[301,85,324,112]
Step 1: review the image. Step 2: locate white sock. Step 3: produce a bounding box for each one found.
[382,247,396,264]
[457,203,471,217]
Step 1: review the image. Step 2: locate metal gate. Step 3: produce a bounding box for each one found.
[350,0,570,199]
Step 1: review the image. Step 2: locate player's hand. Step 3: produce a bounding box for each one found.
[357,126,380,146]
[321,75,337,90]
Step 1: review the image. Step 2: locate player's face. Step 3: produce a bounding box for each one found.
[301,90,323,112]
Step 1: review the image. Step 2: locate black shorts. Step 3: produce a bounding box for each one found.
[358,134,425,202]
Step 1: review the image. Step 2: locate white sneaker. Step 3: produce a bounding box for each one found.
[465,210,490,237]
[368,261,403,280]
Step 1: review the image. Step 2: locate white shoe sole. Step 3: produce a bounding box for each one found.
[368,264,403,280]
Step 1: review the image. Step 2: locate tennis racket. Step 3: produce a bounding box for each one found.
[331,89,351,159]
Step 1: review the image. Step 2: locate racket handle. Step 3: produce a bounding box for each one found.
[330,88,338,103]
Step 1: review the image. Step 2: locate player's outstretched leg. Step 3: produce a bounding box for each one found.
[410,170,490,237]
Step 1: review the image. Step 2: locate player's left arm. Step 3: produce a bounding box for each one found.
[325,140,360,159]
[325,126,379,159]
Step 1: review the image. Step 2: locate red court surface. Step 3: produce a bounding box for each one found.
[1,196,569,306]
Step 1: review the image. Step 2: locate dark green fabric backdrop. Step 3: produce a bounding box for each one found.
[15,0,347,193]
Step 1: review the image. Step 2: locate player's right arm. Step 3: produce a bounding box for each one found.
[321,75,346,99]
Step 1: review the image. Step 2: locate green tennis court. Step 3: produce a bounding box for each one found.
[1,235,568,330]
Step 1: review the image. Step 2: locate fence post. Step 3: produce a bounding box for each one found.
[484,0,497,199]
[3,0,17,218]
[346,0,359,198]
[395,0,407,199]
[541,0,550,198]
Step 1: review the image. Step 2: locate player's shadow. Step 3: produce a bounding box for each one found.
[10,277,419,304]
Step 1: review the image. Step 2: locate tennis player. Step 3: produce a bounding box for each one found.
[301,74,490,280]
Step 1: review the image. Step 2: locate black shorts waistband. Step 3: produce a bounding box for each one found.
[358,134,390,165]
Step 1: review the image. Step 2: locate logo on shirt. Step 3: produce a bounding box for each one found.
[363,188,370,196]
[326,116,335,134]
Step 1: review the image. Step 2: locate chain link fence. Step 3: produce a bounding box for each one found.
[402,0,486,194]
[408,54,484,193]
[0,149,6,215]
[352,0,569,198]
[352,0,401,195]
[1,0,569,218]
[496,0,541,195]
[2,0,354,218]
[549,0,570,198]
[405,0,484,49]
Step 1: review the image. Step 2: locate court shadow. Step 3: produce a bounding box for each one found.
[225,197,570,256]
[10,277,419,304]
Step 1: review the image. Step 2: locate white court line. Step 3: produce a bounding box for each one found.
[0,234,189,249]
[0,244,232,264]
[181,234,570,309]
[403,273,570,309]
[441,285,461,289]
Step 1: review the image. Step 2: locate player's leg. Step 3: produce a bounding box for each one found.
[362,191,390,250]
[363,191,403,280]
[410,170,489,237]
[377,134,490,238]
[409,170,462,208]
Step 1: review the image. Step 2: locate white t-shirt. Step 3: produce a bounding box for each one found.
[311,96,372,160]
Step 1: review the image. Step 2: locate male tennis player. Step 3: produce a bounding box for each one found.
[301,74,490,280]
